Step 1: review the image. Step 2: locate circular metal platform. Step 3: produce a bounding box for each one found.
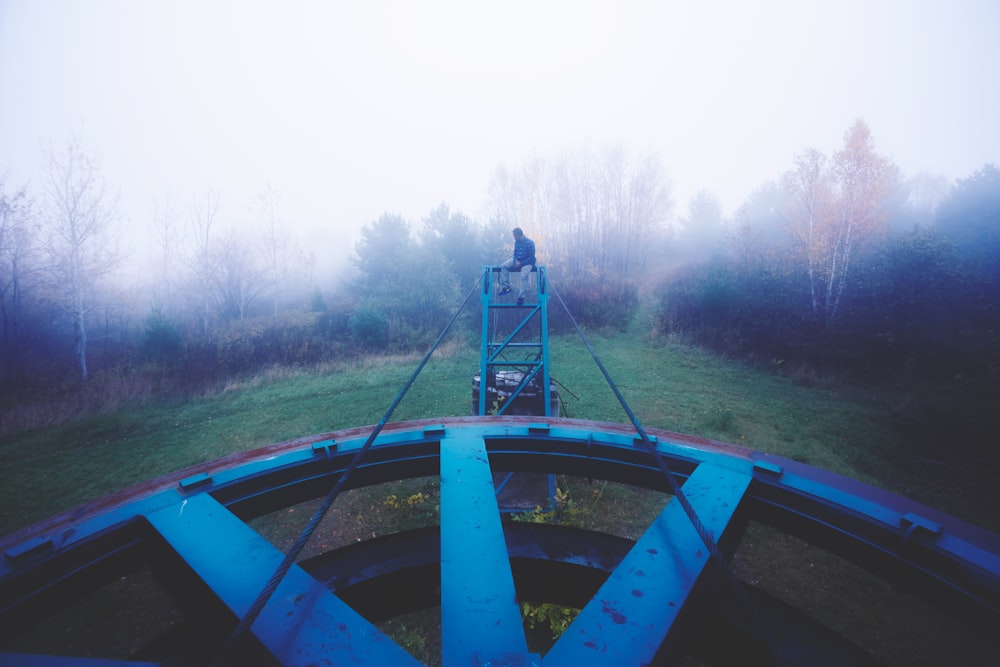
[1,416,998,665]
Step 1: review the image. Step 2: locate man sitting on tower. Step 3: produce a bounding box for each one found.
[499,227,536,306]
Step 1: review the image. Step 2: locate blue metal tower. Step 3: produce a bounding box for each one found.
[474,265,558,417]
[474,265,558,512]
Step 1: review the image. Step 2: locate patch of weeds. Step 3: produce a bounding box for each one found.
[511,487,576,525]
[511,486,583,649]
[701,406,736,434]
[521,602,580,649]
[384,491,431,510]
[379,609,441,667]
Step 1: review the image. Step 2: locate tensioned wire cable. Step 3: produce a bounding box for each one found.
[550,283,784,667]
[210,275,483,666]
[213,269,782,665]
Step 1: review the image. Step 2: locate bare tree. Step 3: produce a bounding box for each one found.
[149,193,182,315]
[726,181,788,274]
[488,146,673,281]
[210,228,266,321]
[40,138,121,381]
[252,186,291,316]
[617,152,674,276]
[183,189,221,338]
[0,183,40,385]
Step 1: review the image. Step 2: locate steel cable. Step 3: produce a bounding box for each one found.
[550,283,784,666]
[210,277,482,666]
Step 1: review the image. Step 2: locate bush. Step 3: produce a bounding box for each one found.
[138,308,184,365]
[357,252,463,342]
[350,308,389,349]
[210,312,353,374]
[653,260,810,361]
[550,276,639,332]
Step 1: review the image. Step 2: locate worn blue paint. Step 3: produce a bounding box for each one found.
[440,434,533,666]
[2,418,999,665]
[543,463,751,665]
[478,265,552,417]
[147,493,421,666]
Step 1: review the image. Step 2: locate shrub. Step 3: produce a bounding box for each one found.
[550,276,639,332]
[138,308,184,365]
[350,308,390,349]
[653,259,810,361]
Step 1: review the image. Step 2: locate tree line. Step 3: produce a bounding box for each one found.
[0,143,667,431]
[655,120,999,450]
[1,123,996,444]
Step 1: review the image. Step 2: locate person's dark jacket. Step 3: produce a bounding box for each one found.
[513,236,536,266]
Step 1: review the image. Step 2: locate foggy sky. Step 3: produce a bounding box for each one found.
[1,0,998,280]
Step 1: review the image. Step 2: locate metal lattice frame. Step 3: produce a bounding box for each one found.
[476,266,554,417]
[2,416,998,665]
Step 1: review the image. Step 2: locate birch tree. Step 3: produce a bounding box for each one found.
[40,138,121,381]
[784,120,896,323]
[783,147,834,319]
[827,119,898,320]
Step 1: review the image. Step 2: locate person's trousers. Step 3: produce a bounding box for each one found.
[500,260,533,298]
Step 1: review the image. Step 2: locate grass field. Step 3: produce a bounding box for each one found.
[0,334,880,534]
[1,328,997,665]
[3,327,989,536]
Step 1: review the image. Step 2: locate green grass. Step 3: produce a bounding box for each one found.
[0,347,469,535]
[0,330,993,537]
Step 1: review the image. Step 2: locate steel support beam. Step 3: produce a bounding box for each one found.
[146,493,420,666]
[440,434,535,665]
[2,417,998,665]
[543,463,751,665]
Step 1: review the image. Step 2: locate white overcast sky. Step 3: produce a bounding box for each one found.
[1,0,998,275]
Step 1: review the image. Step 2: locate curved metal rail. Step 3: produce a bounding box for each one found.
[2,416,999,665]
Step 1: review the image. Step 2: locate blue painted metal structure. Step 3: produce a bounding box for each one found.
[2,416,999,665]
[475,265,554,417]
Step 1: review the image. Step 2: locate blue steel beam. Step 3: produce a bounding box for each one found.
[538,268,551,417]
[479,266,551,417]
[543,463,752,666]
[2,417,999,665]
[440,434,535,665]
[487,305,542,362]
[146,493,420,666]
